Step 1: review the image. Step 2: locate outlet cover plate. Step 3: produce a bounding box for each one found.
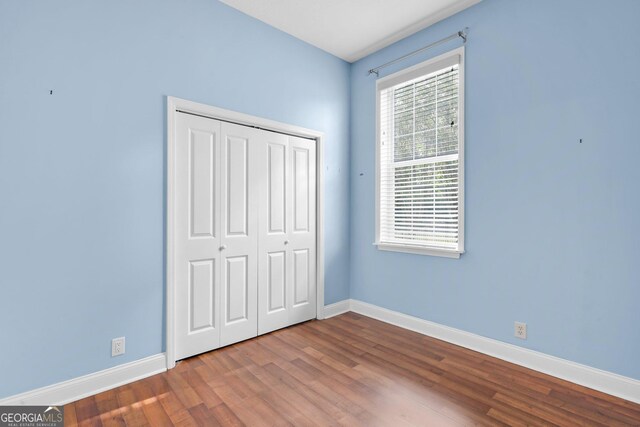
[112,337,126,357]
[514,322,527,339]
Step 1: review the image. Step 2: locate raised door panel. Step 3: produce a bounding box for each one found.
[175,113,221,360]
[293,249,309,306]
[190,130,215,238]
[189,259,215,332]
[226,136,248,236]
[293,147,310,233]
[267,251,286,313]
[268,143,286,234]
[225,256,248,323]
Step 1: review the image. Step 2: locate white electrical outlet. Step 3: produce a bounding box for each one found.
[514,322,527,339]
[112,337,125,356]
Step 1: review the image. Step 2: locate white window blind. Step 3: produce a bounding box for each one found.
[376,48,464,257]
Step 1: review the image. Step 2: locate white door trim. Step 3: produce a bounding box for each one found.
[166,96,325,369]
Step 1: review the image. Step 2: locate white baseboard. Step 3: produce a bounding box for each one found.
[323,300,351,318]
[0,354,167,406]
[328,299,640,404]
[6,300,640,406]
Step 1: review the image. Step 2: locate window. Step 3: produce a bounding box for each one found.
[375,47,464,258]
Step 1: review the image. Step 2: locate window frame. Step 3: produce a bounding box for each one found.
[375,46,465,259]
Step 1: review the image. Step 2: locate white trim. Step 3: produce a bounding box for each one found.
[323,300,351,318]
[166,96,326,364]
[346,0,481,62]
[375,242,462,258]
[6,300,638,406]
[375,47,465,257]
[333,299,640,404]
[315,134,326,320]
[166,98,177,370]
[457,46,466,254]
[0,354,166,406]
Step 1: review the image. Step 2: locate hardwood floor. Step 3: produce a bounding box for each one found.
[65,313,640,426]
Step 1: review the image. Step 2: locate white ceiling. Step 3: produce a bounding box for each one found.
[220,0,480,62]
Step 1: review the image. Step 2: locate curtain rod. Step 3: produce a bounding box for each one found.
[368,28,468,77]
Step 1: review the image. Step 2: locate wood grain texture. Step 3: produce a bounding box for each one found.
[66,313,640,426]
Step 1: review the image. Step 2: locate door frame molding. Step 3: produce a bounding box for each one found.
[166,96,325,369]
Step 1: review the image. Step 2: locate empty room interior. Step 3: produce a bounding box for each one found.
[2,0,640,425]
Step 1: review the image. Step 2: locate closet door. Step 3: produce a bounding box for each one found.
[288,136,317,325]
[257,131,290,333]
[258,134,316,334]
[219,122,259,346]
[174,113,221,360]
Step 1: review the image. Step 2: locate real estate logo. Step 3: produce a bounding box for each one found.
[0,406,64,427]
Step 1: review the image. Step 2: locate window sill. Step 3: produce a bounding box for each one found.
[374,242,463,258]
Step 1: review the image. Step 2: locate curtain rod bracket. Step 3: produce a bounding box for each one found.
[458,29,467,43]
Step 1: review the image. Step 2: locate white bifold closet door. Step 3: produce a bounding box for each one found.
[257,131,317,335]
[174,111,315,361]
[174,113,222,360]
[219,122,259,347]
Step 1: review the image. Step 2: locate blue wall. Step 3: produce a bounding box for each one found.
[0,0,350,398]
[2,0,639,401]
[350,0,640,380]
